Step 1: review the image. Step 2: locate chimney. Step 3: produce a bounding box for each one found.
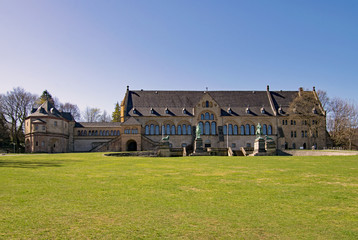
[266,85,269,91]
[298,87,303,96]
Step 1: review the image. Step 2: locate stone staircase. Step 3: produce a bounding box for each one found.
[90,136,122,152]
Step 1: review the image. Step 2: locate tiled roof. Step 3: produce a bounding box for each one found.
[125,90,301,117]
[75,122,122,128]
[29,101,74,121]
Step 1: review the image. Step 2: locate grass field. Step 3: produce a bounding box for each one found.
[1,153,357,239]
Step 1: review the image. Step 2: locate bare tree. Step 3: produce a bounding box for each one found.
[317,89,330,113]
[59,102,81,121]
[328,98,358,149]
[0,87,37,150]
[100,110,111,122]
[83,107,101,122]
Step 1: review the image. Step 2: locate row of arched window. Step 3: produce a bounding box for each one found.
[199,122,273,136]
[201,112,215,120]
[198,121,217,135]
[78,130,120,136]
[145,124,192,135]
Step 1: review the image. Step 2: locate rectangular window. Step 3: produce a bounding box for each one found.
[35,125,38,130]
[294,131,297,138]
[54,121,57,127]
[42,125,45,130]
[232,143,236,148]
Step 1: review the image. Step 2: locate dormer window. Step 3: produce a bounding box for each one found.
[182,108,187,114]
[133,108,137,114]
[150,108,154,114]
[165,108,169,114]
[312,107,317,114]
[228,108,232,114]
[246,107,250,114]
[261,107,265,114]
[278,107,283,114]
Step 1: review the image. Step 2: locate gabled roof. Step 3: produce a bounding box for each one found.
[124,89,299,117]
[121,117,141,126]
[32,119,46,124]
[28,101,74,121]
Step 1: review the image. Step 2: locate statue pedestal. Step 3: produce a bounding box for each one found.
[265,139,276,155]
[251,138,266,156]
[158,140,171,157]
[194,138,204,153]
[190,138,210,156]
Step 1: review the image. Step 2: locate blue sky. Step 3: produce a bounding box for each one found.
[1,0,357,115]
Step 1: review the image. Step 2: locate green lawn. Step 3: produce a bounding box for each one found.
[1,153,357,239]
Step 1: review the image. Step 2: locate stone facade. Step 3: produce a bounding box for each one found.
[25,86,328,153]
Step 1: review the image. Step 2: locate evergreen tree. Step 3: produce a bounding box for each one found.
[37,90,55,106]
[112,102,121,122]
[0,113,10,149]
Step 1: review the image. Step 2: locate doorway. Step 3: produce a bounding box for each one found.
[127,140,137,151]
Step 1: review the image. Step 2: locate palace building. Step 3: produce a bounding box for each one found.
[25,86,328,154]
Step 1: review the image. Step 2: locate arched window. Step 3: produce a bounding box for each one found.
[205,112,210,120]
[178,125,182,135]
[210,114,214,120]
[155,125,160,135]
[150,124,154,135]
[182,124,187,135]
[228,124,233,135]
[145,125,149,135]
[245,124,249,135]
[234,125,238,135]
[201,114,204,120]
[205,101,209,107]
[162,125,165,135]
[78,130,81,136]
[166,124,170,135]
[88,131,92,136]
[205,122,210,135]
[95,130,98,136]
[223,125,227,135]
[171,125,176,135]
[263,124,267,135]
[117,130,120,135]
[199,122,204,135]
[84,130,87,136]
[251,125,255,135]
[268,125,272,135]
[111,130,113,136]
[187,125,191,135]
[240,125,245,135]
[211,122,216,135]
[81,130,84,136]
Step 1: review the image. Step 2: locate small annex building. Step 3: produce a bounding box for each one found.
[25,86,328,154]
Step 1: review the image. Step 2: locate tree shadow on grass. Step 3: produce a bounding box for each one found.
[0,160,64,168]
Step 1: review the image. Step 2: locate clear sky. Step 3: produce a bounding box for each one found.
[1,0,357,116]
